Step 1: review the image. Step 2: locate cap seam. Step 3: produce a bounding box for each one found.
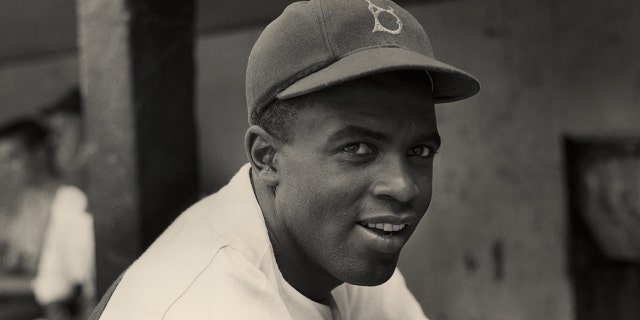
[316,0,337,58]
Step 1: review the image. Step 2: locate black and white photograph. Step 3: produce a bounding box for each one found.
[1,0,639,319]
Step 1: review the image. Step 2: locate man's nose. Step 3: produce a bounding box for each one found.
[370,156,420,203]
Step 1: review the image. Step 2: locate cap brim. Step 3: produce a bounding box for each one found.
[277,47,480,104]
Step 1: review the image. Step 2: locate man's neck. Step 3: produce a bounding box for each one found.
[250,170,342,304]
[267,227,341,303]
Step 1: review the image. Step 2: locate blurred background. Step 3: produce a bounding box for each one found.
[1,0,639,319]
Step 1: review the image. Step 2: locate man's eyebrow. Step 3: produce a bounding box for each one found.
[418,132,442,148]
[327,125,441,147]
[327,125,388,144]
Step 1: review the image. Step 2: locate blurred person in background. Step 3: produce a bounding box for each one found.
[40,90,86,188]
[0,119,57,320]
[33,88,95,320]
[0,88,94,320]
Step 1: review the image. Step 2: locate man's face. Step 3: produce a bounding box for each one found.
[45,112,82,176]
[272,72,439,286]
[0,137,30,187]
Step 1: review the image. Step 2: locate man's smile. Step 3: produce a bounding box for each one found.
[363,222,407,233]
[355,223,411,254]
[354,215,417,254]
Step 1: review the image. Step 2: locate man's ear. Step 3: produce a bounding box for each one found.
[244,125,281,186]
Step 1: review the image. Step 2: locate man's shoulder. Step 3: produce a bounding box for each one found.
[94,241,287,319]
[131,163,268,272]
[95,165,279,318]
[94,196,230,318]
[95,215,284,319]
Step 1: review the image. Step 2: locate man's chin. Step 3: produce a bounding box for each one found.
[338,260,398,287]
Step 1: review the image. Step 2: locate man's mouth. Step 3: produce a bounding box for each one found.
[359,222,406,236]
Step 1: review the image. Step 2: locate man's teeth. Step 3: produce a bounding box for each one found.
[366,223,406,232]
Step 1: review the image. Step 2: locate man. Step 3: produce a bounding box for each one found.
[0,119,54,275]
[0,119,56,320]
[40,89,86,186]
[91,0,479,319]
[33,89,96,320]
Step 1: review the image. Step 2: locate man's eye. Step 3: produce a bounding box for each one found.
[408,145,433,158]
[343,143,375,155]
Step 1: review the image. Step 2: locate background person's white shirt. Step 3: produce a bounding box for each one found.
[33,185,95,312]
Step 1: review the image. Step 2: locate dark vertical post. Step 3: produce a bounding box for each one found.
[76,0,198,296]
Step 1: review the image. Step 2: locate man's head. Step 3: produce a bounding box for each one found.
[40,89,83,178]
[244,0,479,300]
[0,119,50,189]
[248,70,437,292]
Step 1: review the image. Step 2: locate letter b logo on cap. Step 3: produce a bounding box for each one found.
[365,0,403,34]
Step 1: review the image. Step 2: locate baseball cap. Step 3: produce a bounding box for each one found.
[246,0,480,121]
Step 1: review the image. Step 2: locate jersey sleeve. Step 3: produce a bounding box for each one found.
[96,246,292,320]
[161,246,293,320]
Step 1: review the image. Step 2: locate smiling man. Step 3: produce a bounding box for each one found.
[91,0,479,319]
[248,72,440,301]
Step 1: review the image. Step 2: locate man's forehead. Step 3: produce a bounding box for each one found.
[289,76,438,141]
[326,123,440,145]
